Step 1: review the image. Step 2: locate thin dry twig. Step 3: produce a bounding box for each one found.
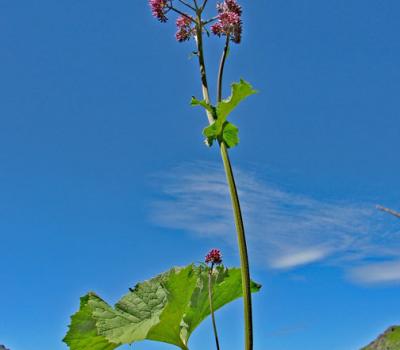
[377,205,400,219]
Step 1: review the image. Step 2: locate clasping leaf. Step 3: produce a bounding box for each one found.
[192,79,257,148]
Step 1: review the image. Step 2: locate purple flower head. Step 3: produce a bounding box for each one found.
[149,0,169,22]
[211,0,243,43]
[205,249,223,265]
[175,15,194,42]
[217,0,242,16]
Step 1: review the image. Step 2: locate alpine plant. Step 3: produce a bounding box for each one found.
[62,2,261,350]
[146,1,258,350]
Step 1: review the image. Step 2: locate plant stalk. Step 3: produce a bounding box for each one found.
[195,17,254,350]
[208,265,221,350]
[217,35,230,102]
[194,18,215,123]
[219,142,253,350]
[217,31,253,350]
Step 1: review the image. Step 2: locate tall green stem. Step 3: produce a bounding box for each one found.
[219,142,253,350]
[195,15,254,350]
[217,31,253,350]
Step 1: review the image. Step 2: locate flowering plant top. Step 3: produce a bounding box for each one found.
[148,0,243,44]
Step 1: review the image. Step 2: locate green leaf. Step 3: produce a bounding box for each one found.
[222,122,240,148]
[203,124,217,146]
[183,265,261,337]
[203,121,240,148]
[203,120,223,147]
[63,293,119,350]
[190,97,215,116]
[145,265,199,348]
[92,272,169,345]
[192,80,256,148]
[64,265,261,350]
[216,79,257,121]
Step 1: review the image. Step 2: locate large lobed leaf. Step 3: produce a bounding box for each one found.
[63,294,118,350]
[64,265,261,350]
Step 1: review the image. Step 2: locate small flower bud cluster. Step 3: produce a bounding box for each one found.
[175,15,195,42]
[205,249,223,265]
[211,0,243,44]
[149,0,169,22]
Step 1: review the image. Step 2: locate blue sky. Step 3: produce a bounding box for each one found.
[0,1,400,349]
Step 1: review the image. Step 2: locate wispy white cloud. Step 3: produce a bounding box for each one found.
[271,248,329,269]
[348,261,400,284]
[150,162,400,284]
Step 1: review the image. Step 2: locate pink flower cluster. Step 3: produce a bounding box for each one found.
[205,249,223,265]
[175,15,194,42]
[211,0,243,43]
[149,0,169,22]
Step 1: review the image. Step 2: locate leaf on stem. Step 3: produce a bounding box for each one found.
[192,79,257,148]
[222,122,239,148]
[190,97,215,115]
[203,121,239,147]
[216,79,257,121]
[64,265,261,350]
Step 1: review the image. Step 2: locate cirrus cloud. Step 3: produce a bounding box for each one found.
[150,162,400,284]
